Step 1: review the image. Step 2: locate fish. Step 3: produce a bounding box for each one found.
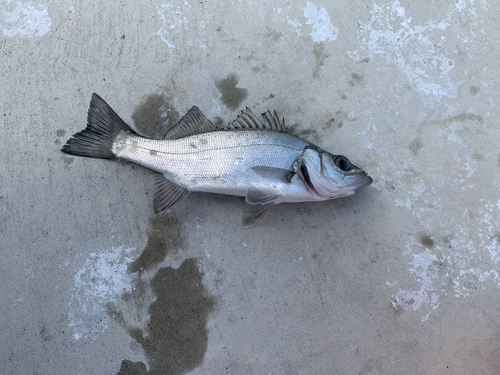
[61,93,372,226]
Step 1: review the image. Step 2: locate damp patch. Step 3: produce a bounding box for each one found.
[116,258,215,375]
[132,93,179,139]
[215,74,248,111]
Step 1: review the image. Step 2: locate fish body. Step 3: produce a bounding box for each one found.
[62,94,372,225]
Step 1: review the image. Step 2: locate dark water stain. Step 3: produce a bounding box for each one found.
[214,116,225,128]
[420,234,434,248]
[56,129,66,137]
[337,90,347,100]
[61,155,74,164]
[118,360,148,374]
[129,214,186,274]
[349,72,364,87]
[40,325,53,341]
[469,85,480,95]
[313,43,329,78]
[251,66,261,73]
[215,74,248,110]
[116,258,216,375]
[323,110,347,129]
[472,152,485,161]
[440,112,483,125]
[409,137,423,155]
[323,118,335,129]
[287,124,319,142]
[132,93,180,139]
[264,28,283,41]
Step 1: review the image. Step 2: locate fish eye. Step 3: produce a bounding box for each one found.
[334,156,351,171]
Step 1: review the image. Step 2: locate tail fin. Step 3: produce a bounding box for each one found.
[61,93,136,159]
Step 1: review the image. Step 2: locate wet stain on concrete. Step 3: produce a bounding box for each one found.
[420,234,434,248]
[323,118,335,129]
[56,129,66,137]
[215,74,248,110]
[439,112,483,125]
[469,85,480,95]
[409,137,423,155]
[214,116,225,128]
[116,258,215,375]
[264,28,283,42]
[337,90,347,100]
[132,93,180,139]
[313,43,329,78]
[117,360,147,374]
[40,325,53,341]
[61,155,74,164]
[129,214,186,274]
[349,72,365,87]
[287,124,320,142]
[472,152,484,161]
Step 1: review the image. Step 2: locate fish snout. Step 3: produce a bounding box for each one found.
[351,172,373,190]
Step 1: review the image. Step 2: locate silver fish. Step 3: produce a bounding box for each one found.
[62,94,372,225]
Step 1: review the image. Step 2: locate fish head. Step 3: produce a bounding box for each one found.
[296,147,372,199]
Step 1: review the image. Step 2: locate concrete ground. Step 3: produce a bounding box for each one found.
[1,0,500,374]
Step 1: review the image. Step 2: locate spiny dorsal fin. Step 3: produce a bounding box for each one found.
[163,106,217,139]
[222,107,286,132]
[262,110,286,132]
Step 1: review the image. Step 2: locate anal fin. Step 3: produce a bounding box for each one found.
[153,174,189,214]
[243,187,280,227]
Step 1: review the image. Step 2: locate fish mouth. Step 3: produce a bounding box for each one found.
[351,173,373,190]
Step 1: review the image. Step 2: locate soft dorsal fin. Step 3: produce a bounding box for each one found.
[163,106,217,139]
[222,108,286,132]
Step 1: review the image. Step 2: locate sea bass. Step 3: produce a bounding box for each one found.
[62,94,372,225]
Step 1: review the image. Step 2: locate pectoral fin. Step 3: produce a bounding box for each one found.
[251,166,295,183]
[153,174,189,213]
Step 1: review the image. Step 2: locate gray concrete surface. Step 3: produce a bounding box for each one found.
[1,0,500,374]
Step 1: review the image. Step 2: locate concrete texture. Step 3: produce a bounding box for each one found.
[1,0,500,374]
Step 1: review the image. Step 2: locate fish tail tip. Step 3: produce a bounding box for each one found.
[60,94,135,159]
